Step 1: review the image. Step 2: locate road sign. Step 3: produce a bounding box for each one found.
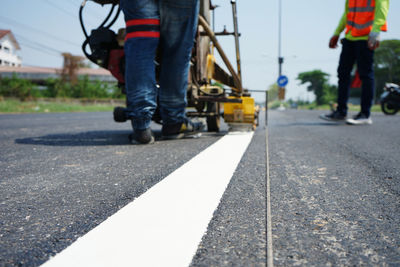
[277,75,289,87]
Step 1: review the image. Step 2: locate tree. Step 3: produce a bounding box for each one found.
[61,53,85,85]
[267,83,279,102]
[374,39,400,99]
[321,84,338,104]
[297,70,330,105]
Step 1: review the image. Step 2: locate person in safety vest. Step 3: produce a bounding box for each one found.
[120,0,204,144]
[320,0,390,125]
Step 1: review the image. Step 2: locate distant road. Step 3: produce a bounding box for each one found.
[0,110,399,266]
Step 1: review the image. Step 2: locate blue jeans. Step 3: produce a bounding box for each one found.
[120,0,199,130]
[337,39,375,117]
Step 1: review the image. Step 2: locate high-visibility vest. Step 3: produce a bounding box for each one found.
[346,0,387,37]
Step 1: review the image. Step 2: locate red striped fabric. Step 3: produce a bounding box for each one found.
[125,19,160,40]
[126,19,160,27]
[125,31,160,40]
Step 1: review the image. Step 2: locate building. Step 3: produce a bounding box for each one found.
[0,30,115,83]
[0,30,22,67]
[0,65,116,84]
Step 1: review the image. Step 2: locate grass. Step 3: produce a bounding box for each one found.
[1,98,383,114]
[0,98,123,113]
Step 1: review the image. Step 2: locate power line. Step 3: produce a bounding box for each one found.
[64,0,80,8]
[43,0,78,19]
[67,0,105,19]
[65,0,99,18]
[14,34,86,58]
[68,0,83,5]
[18,41,61,58]
[42,0,100,28]
[14,34,64,55]
[0,15,80,48]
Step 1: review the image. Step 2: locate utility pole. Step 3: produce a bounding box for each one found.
[278,0,283,77]
[277,0,286,101]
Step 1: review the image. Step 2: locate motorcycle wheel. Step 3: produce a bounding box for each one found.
[381,100,398,115]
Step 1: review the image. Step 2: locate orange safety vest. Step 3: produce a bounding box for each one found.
[346,0,387,37]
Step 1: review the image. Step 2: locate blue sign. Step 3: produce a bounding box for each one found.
[277,75,289,87]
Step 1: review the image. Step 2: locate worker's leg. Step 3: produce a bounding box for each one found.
[120,0,160,130]
[356,41,375,117]
[337,39,357,116]
[158,0,199,125]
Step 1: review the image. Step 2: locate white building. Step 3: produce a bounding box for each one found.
[0,30,22,67]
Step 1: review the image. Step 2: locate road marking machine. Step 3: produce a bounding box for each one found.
[79,0,259,132]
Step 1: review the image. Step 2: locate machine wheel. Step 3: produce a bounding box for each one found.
[255,112,259,127]
[206,102,220,132]
[381,100,398,115]
[113,106,128,122]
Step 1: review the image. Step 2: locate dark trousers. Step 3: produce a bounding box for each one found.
[337,39,375,117]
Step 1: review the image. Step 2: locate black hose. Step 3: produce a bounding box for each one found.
[98,4,115,29]
[80,1,119,38]
[81,39,97,64]
[105,5,121,29]
[79,2,89,39]
[79,1,121,65]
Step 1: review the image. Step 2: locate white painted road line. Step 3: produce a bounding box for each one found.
[41,132,254,267]
[265,127,274,267]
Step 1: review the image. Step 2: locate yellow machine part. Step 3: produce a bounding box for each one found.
[206,53,215,82]
[223,96,255,124]
[200,84,224,96]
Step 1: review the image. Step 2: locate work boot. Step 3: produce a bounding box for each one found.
[346,113,372,125]
[319,110,346,122]
[162,119,205,140]
[129,128,155,144]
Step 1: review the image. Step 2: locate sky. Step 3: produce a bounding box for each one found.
[1,0,399,102]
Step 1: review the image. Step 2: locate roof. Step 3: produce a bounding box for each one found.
[0,65,115,83]
[0,29,21,50]
[0,30,10,39]
[0,65,112,76]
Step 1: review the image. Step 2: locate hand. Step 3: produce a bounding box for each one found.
[329,35,339,49]
[368,32,380,50]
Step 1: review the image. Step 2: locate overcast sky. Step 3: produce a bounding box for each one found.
[1,0,399,101]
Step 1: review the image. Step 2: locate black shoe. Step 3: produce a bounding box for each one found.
[162,119,205,139]
[319,110,346,121]
[129,128,155,144]
[346,113,372,125]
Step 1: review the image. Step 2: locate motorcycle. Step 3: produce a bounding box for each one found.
[380,83,400,115]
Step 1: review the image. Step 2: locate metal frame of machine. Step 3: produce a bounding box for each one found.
[80,0,258,132]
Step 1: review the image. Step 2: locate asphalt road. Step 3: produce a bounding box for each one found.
[269,110,400,266]
[0,109,399,266]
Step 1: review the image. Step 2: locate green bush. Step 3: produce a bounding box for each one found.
[268,100,288,109]
[43,76,120,99]
[43,78,67,98]
[0,74,39,100]
[109,85,124,99]
[320,84,337,105]
[1,75,124,100]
